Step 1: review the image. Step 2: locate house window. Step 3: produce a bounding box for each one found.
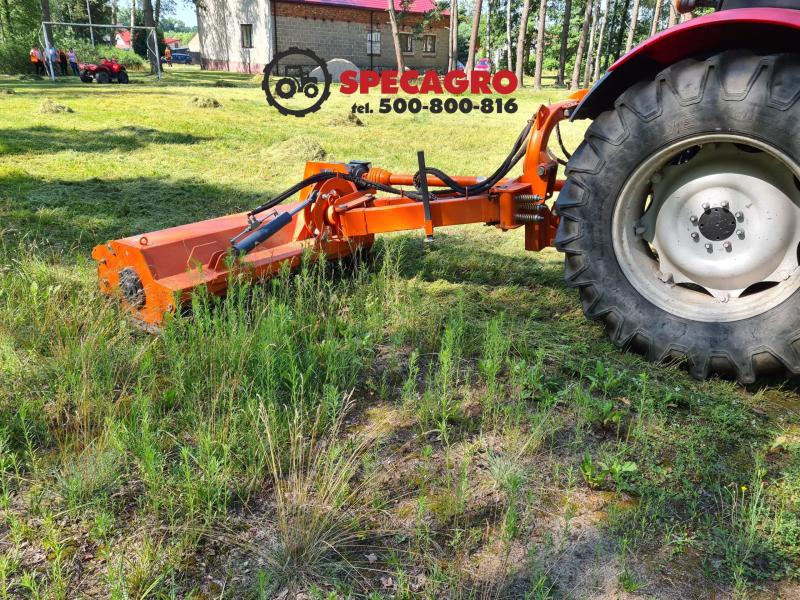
[367,30,381,55]
[241,24,253,49]
[399,33,413,54]
[423,34,436,54]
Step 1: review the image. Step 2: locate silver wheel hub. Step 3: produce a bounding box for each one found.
[613,136,800,322]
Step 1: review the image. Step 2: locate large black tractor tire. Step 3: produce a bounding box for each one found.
[96,70,110,84]
[555,51,800,383]
[117,70,129,84]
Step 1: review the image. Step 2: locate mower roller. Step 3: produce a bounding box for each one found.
[94,5,800,383]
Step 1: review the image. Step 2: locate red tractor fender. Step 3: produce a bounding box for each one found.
[572,8,800,120]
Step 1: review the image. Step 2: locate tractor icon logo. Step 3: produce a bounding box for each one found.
[262,48,331,117]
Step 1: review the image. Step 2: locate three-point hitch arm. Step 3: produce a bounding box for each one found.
[92,92,586,327]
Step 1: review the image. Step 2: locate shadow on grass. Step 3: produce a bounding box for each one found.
[0,125,210,155]
[0,172,262,251]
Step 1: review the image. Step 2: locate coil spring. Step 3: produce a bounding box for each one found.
[515,213,544,223]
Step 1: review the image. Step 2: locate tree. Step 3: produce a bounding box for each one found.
[592,4,607,81]
[625,0,640,53]
[514,0,531,84]
[505,0,512,70]
[387,0,405,71]
[40,0,52,43]
[485,0,491,63]
[532,0,546,88]
[668,2,677,26]
[556,0,571,86]
[612,0,630,59]
[448,0,457,70]
[649,0,663,37]
[111,0,117,24]
[583,0,599,86]
[131,0,135,27]
[570,0,592,89]
[466,0,482,72]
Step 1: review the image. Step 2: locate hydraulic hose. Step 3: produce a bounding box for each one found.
[235,117,535,253]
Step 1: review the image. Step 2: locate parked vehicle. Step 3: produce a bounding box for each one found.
[474,58,491,72]
[161,53,192,65]
[79,58,129,84]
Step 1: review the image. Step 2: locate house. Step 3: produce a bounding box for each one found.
[197,0,449,74]
[187,33,202,64]
[164,37,183,49]
[115,30,132,50]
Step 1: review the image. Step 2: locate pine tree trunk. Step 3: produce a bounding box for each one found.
[506,0,512,70]
[592,5,607,82]
[625,0,640,53]
[533,0,547,89]
[448,0,457,70]
[570,0,592,90]
[155,0,161,25]
[649,0,663,37]
[668,2,677,26]
[466,0,483,72]
[485,0,492,65]
[555,0,571,86]
[583,0,599,86]
[40,0,52,44]
[514,0,531,84]
[131,0,136,28]
[613,0,630,59]
[387,0,406,71]
[111,0,118,25]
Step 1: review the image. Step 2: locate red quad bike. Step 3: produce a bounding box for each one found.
[80,58,130,84]
[92,0,800,384]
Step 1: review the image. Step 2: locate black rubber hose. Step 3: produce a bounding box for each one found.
[248,171,339,217]
[413,118,534,196]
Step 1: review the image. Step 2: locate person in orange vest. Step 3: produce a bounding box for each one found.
[29,46,44,76]
[165,46,172,67]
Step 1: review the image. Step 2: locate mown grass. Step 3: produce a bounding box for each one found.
[1,66,799,598]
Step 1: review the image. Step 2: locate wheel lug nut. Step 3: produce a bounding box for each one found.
[721,200,729,209]
[705,243,713,253]
[691,232,699,241]
[702,202,711,212]
[736,229,745,239]
[723,241,732,252]
[690,215,698,225]
[735,211,744,221]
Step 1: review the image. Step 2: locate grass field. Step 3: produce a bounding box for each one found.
[1,65,799,599]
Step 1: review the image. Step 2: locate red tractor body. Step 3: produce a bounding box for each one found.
[80,58,130,84]
[574,8,800,119]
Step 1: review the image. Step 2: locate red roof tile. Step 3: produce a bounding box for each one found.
[281,0,447,15]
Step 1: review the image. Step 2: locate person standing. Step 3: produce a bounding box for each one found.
[59,48,68,76]
[68,48,80,76]
[45,46,58,78]
[30,46,44,76]
[165,46,172,67]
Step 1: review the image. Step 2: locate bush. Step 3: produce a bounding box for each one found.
[0,34,38,75]
[65,40,148,71]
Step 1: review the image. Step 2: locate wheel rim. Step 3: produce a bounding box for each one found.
[612,134,800,322]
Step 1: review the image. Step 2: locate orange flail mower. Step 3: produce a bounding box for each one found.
[92,94,583,329]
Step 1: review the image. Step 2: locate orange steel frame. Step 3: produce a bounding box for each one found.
[92,92,586,327]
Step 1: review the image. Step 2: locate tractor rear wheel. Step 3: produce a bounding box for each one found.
[556,51,800,382]
[96,71,110,84]
[117,71,129,84]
